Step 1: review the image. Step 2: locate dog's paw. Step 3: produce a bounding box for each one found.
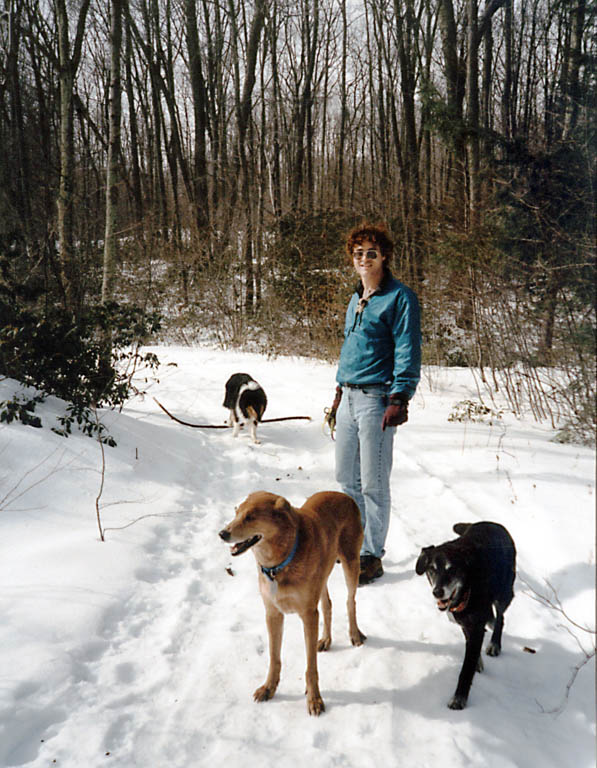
[351,629,367,646]
[486,642,501,657]
[476,655,484,672]
[317,637,331,652]
[253,684,275,702]
[307,694,325,716]
[447,694,467,710]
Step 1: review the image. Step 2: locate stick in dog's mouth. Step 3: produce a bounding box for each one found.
[230,535,261,556]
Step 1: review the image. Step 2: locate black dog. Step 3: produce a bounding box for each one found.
[223,373,267,444]
[415,522,516,709]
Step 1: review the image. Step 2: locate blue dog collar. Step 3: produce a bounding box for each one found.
[261,532,300,582]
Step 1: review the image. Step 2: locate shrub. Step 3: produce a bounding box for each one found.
[0,300,161,443]
[448,399,503,425]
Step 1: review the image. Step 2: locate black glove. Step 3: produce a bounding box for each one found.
[382,394,409,430]
[324,386,343,434]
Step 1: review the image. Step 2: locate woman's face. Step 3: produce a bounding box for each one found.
[352,238,385,283]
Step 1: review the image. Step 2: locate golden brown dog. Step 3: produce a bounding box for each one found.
[219,490,366,715]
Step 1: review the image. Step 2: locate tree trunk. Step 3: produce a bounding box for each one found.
[7,2,32,239]
[56,0,92,315]
[466,0,508,231]
[228,0,266,311]
[392,0,423,284]
[102,0,123,305]
[124,12,143,224]
[501,0,513,140]
[563,0,586,139]
[466,0,480,232]
[438,0,466,224]
[269,5,282,223]
[290,0,319,212]
[337,0,348,206]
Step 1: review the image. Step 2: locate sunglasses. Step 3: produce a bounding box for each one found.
[353,249,380,260]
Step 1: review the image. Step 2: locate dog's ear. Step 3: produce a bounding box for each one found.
[415,546,434,575]
[453,522,471,537]
[273,495,292,515]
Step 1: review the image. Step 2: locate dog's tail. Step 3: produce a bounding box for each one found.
[453,522,472,536]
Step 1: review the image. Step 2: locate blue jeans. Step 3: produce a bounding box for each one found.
[334,385,395,559]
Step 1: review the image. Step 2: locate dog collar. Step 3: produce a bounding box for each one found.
[260,532,299,582]
[450,589,471,613]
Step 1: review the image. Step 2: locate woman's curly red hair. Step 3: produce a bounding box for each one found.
[345,222,394,268]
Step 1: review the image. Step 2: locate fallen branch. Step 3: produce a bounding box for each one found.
[102,511,180,535]
[0,446,72,512]
[153,397,311,428]
[92,406,106,542]
[521,577,595,715]
[522,577,594,635]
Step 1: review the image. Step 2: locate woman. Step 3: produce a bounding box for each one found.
[327,223,421,585]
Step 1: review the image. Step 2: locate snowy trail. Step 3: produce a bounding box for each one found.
[0,346,594,768]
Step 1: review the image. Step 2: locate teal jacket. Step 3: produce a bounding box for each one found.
[336,273,421,400]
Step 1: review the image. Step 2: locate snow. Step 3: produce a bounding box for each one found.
[0,345,594,768]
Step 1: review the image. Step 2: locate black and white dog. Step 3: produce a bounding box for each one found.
[415,522,516,710]
[223,373,267,444]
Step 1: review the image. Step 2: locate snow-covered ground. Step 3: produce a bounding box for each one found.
[0,346,594,768]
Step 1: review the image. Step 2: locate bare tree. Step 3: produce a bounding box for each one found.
[228,0,266,311]
[56,0,92,315]
[185,0,210,232]
[102,0,124,305]
[289,0,320,213]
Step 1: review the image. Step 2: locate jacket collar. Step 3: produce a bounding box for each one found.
[355,270,393,297]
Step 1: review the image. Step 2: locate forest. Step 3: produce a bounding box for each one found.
[0,0,595,443]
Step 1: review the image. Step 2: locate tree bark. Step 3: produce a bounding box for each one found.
[124,13,143,224]
[563,0,586,139]
[438,0,466,223]
[290,0,319,212]
[228,0,266,311]
[185,0,210,231]
[392,0,423,284]
[56,0,92,315]
[466,0,480,231]
[501,0,513,140]
[102,0,123,304]
[6,2,32,238]
[268,5,282,222]
[337,0,348,206]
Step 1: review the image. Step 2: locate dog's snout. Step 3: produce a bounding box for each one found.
[433,586,445,599]
[219,529,231,542]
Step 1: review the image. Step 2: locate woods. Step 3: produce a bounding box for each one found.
[0,0,595,442]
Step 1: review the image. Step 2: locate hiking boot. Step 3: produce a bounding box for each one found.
[359,555,383,585]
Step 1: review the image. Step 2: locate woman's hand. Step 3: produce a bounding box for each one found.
[324,386,343,437]
[382,396,408,429]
